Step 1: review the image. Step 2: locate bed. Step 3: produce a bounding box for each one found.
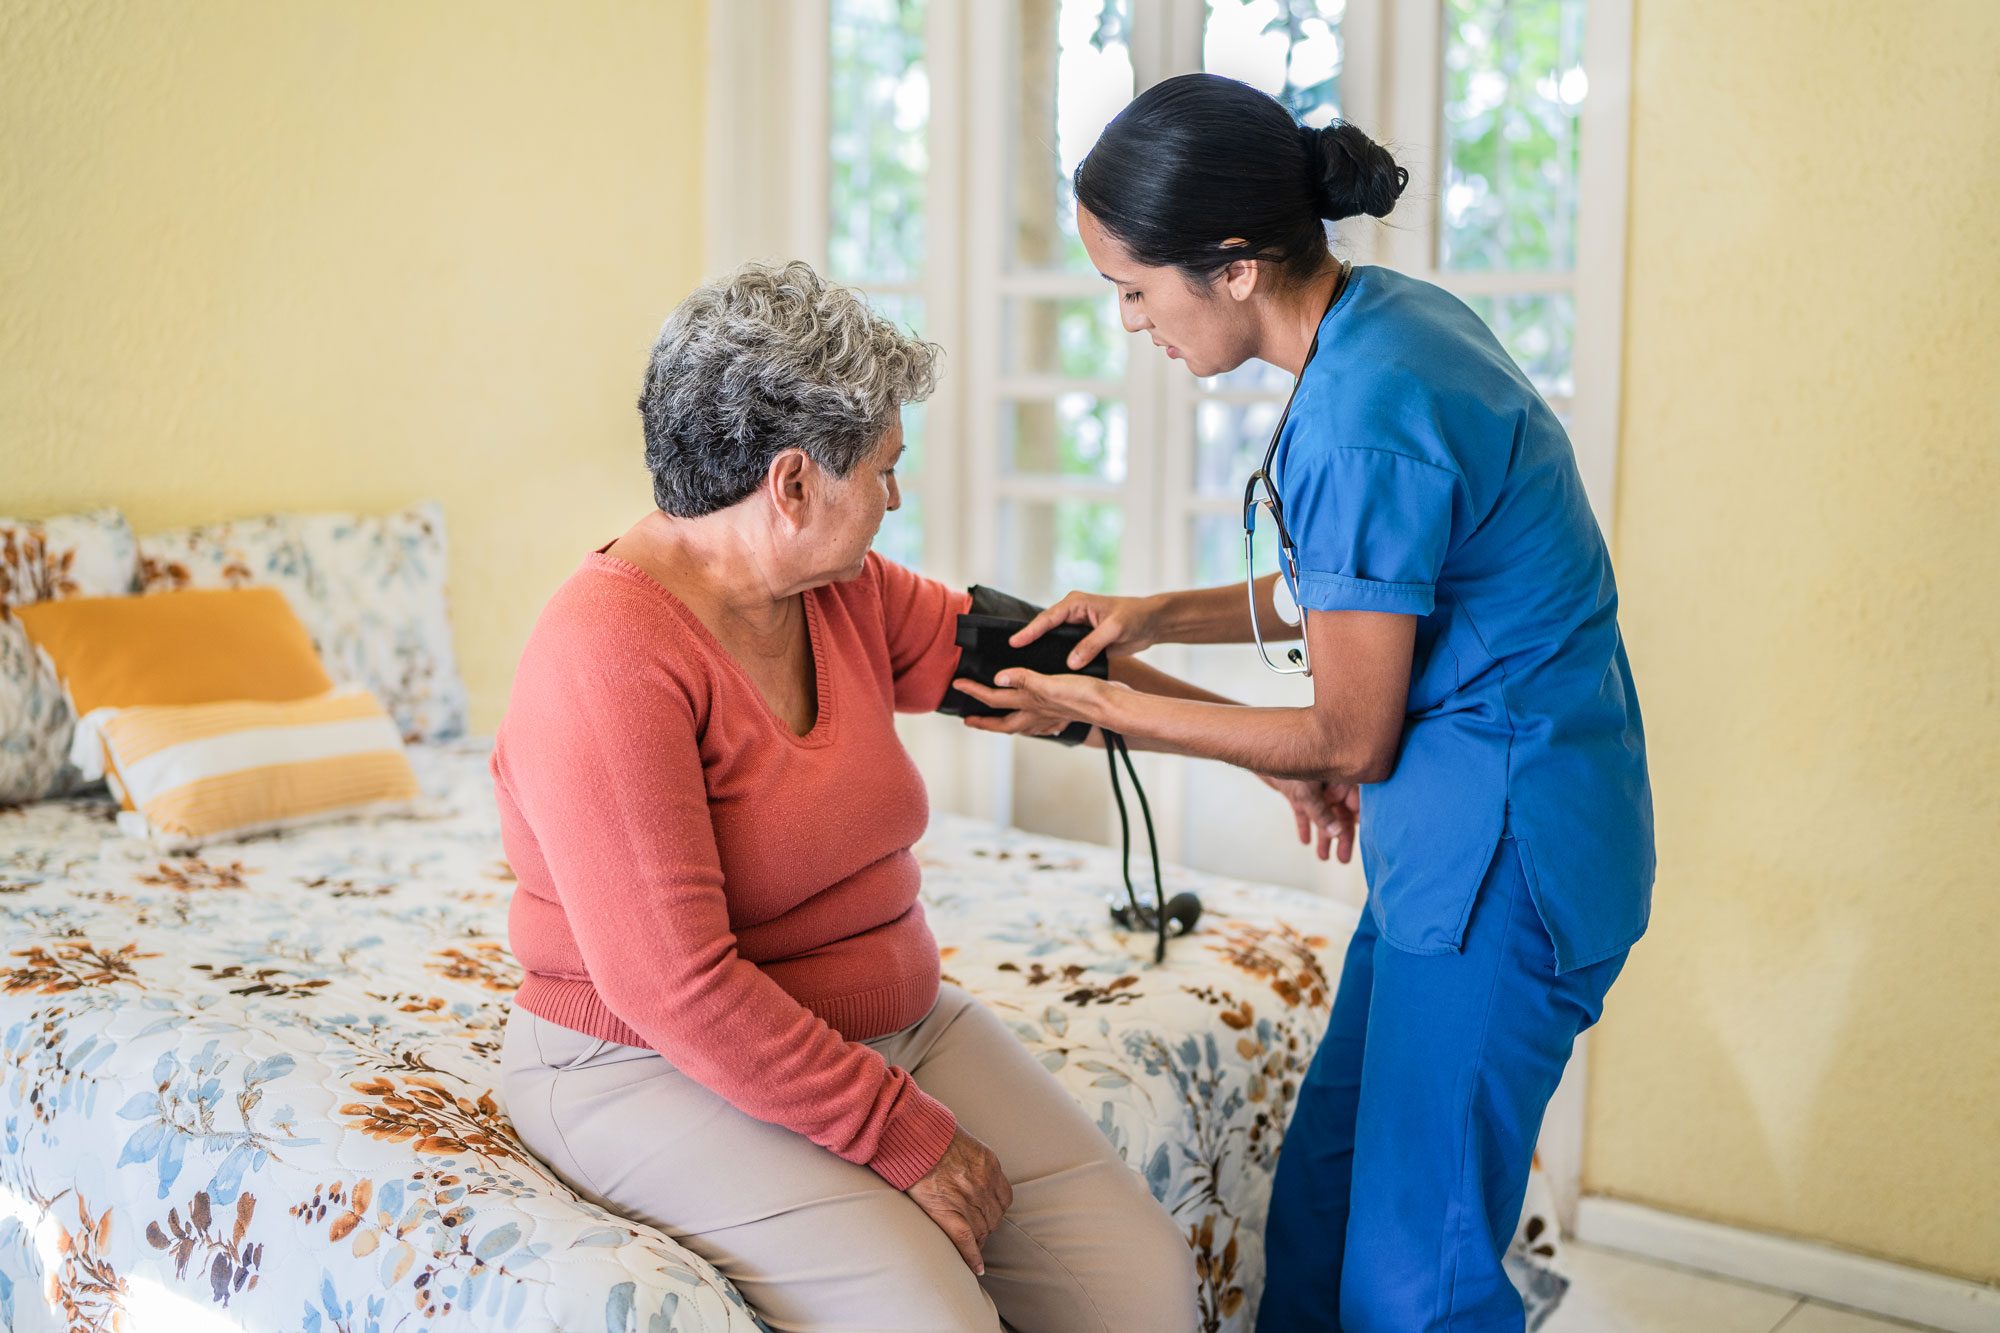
[0,738,1569,1332]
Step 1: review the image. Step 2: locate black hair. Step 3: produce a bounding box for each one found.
[1074,73,1408,286]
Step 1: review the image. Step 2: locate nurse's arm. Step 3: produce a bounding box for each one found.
[1094,608,1413,784]
[1096,656,1241,755]
[968,648,1232,752]
[1007,574,1299,670]
[961,655,1240,757]
[1147,573,1303,645]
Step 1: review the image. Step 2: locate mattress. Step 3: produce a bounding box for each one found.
[0,739,1567,1331]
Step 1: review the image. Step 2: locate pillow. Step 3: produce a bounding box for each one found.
[72,686,420,849]
[0,509,141,804]
[138,502,469,742]
[0,509,140,607]
[15,587,334,750]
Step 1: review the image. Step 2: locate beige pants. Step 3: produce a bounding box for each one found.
[500,985,1198,1332]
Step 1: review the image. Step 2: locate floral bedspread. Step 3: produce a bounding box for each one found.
[0,740,1566,1332]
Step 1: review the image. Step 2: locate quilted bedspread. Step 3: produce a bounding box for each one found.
[0,740,1567,1332]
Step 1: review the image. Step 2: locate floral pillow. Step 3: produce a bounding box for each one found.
[137,502,469,743]
[0,509,141,803]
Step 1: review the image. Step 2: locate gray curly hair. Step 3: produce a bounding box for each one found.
[638,261,941,518]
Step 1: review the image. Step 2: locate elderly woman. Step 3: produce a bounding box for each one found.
[493,262,1228,1331]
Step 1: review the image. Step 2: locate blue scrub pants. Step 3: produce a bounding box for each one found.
[1256,838,1628,1332]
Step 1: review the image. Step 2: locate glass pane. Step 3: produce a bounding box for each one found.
[866,291,925,335]
[874,489,925,567]
[1463,291,1575,400]
[1194,398,1284,497]
[1177,642,1320,890]
[1000,395,1128,483]
[1184,506,1296,592]
[1182,517,1317,892]
[829,0,930,283]
[1202,0,1346,126]
[899,397,930,481]
[997,499,1124,603]
[1191,509,1287,595]
[865,294,929,476]
[1192,512,1241,588]
[1005,0,1133,274]
[1003,297,1130,378]
[1012,733,1114,845]
[1202,359,1296,395]
[1440,0,1587,272]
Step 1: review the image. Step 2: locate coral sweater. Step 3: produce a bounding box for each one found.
[493,549,970,1190]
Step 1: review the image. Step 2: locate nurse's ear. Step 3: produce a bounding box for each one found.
[1215,240,1263,303]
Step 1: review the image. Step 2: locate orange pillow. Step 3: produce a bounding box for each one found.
[14,586,333,718]
[79,686,419,845]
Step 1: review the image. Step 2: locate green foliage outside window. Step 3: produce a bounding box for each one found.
[829,0,928,284]
[830,0,1589,583]
[1442,0,1587,272]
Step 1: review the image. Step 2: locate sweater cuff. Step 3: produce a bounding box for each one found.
[866,1086,959,1191]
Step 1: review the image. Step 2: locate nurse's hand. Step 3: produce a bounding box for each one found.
[958,701,1093,740]
[1263,775,1360,863]
[1008,591,1165,669]
[949,668,1122,726]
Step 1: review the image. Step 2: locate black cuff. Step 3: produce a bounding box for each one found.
[938,586,1104,746]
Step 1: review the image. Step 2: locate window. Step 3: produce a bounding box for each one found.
[826,0,932,567]
[706,0,1632,888]
[973,0,1137,621]
[1440,0,1588,406]
[709,0,1629,1224]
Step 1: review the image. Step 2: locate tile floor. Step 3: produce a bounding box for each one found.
[1541,1243,1953,1333]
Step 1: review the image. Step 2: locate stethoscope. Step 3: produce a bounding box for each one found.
[1242,259,1352,677]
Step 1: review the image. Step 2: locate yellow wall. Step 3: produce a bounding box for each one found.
[6,0,1997,1285]
[1,0,707,731]
[1591,0,2000,1281]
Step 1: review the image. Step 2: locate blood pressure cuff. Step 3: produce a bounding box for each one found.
[936,585,1104,746]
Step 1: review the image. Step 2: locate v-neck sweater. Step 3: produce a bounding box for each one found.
[492,550,970,1190]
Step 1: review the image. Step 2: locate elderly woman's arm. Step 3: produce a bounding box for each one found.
[870,551,975,712]
[494,660,958,1191]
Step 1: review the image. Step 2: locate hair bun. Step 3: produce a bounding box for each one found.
[1304,121,1407,222]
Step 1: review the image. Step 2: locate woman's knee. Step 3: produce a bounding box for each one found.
[702,1191,999,1332]
[1118,1197,1201,1331]
[1059,1179,1200,1332]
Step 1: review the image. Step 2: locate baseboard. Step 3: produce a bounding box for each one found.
[1574,1197,2000,1333]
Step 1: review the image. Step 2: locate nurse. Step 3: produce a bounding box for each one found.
[950,74,1655,1331]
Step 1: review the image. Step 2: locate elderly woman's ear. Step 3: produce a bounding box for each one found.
[763,448,816,520]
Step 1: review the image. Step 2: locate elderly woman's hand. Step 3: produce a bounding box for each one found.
[907,1128,1013,1275]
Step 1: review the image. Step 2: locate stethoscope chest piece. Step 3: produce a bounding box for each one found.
[1271,572,1300,624]
[1109,892,1204,939]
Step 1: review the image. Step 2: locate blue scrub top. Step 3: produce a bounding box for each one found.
[1275,266,1654,972]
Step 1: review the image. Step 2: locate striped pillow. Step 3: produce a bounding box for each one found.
[72,686,420,849]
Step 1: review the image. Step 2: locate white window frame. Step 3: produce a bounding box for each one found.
[706,0,1631,1230]
[1350,0,1632,526]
